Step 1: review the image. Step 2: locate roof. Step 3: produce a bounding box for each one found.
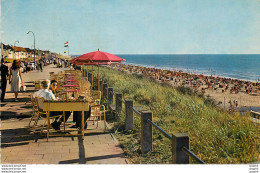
[24,48,32,52]
[12,46,27,52]
[3,44,14,50]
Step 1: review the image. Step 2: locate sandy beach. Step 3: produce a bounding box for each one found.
[110,63,260,110]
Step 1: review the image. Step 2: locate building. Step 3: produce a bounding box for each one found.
[1,43,35,60]
[12,46,28,59]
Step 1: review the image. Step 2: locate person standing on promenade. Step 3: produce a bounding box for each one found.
[1,58,9,102]
[9,60,24,102]
[39,60,43,72]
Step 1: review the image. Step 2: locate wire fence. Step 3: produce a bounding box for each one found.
[99,79,205,164]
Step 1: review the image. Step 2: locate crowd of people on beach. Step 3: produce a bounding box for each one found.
[109,63,260,109]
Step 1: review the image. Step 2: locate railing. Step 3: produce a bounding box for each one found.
[95,77,205,164]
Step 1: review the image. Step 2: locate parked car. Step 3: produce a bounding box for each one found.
[27,62,35,70]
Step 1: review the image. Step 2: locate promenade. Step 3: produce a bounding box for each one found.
[0,64,128,164]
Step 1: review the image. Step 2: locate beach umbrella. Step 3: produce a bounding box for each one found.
[74,49,125,90]
[75,60,113,90]
[76,49,125,63]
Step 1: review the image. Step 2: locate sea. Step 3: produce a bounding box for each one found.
[115,54,260,82]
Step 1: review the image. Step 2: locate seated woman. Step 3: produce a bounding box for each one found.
[50,80,59,96]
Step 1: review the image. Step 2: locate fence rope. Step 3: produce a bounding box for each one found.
[147,119,172,140]
[132,107,142,116]
[182,147,206,164]
[100,76,205,164]
[118,97,125,103]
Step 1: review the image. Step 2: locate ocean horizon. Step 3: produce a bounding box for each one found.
[72,54,260,82]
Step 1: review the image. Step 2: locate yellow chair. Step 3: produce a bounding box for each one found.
[35,97,65,135]
[90,90,101,104]
[34,81,42,89]
[90,103,106,130]
[28,94,40,128]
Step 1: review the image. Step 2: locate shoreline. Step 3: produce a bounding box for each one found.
[122,62,260,83]
[110,63,260,109]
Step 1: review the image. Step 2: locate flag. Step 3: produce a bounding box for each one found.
[64,41,68,45]
[64,45,68,47]
[64,51,67,53]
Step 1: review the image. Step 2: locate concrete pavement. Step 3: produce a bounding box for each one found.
[0,64,128,164]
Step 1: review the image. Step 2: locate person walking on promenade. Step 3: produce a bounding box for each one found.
[39,60,43,72]
[36,61,40,71]
[1,58,9,102]
[9,60,24,102]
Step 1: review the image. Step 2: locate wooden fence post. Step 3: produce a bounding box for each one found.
[103,83,108,100]
[88,72,91,82]
[115,93,122,113]
[108,87,113,104]
[100,80,103,93]
[82,68,85,77]
[95,77,99,89]
[84,68,87,77]
[141,111,152,153]
[125,99,133,130]
[172,133,189,164]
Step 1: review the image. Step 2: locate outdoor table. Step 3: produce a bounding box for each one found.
[63,84,79,87]
[42,100,89,141]
[63,89,80,92]
[61,89,81,99]
[65,82,79,85]
[65,78,76,80]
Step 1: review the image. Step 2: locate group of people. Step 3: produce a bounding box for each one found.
[54,58,69,68]
[1,57,90,130]
[0,57,55,102]
[33,79,69,130]
[1,59,24,102]
[33,79,90,130]
[17,58,50,73]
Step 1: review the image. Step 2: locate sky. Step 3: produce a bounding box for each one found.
[1,0,260,55]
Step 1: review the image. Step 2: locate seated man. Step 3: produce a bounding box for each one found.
[33,80,71,130]
[73,106,91,129]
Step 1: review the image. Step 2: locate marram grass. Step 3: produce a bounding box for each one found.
[88,66,259,164]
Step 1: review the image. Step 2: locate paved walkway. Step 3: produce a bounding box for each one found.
[0,64,128,164]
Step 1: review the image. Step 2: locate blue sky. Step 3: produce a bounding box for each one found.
[1,0,260,55]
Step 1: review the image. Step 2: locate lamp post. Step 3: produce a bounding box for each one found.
[27,31,35,69]
[14,40,19,59]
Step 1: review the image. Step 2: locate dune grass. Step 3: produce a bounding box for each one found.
[88,66,259,164]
